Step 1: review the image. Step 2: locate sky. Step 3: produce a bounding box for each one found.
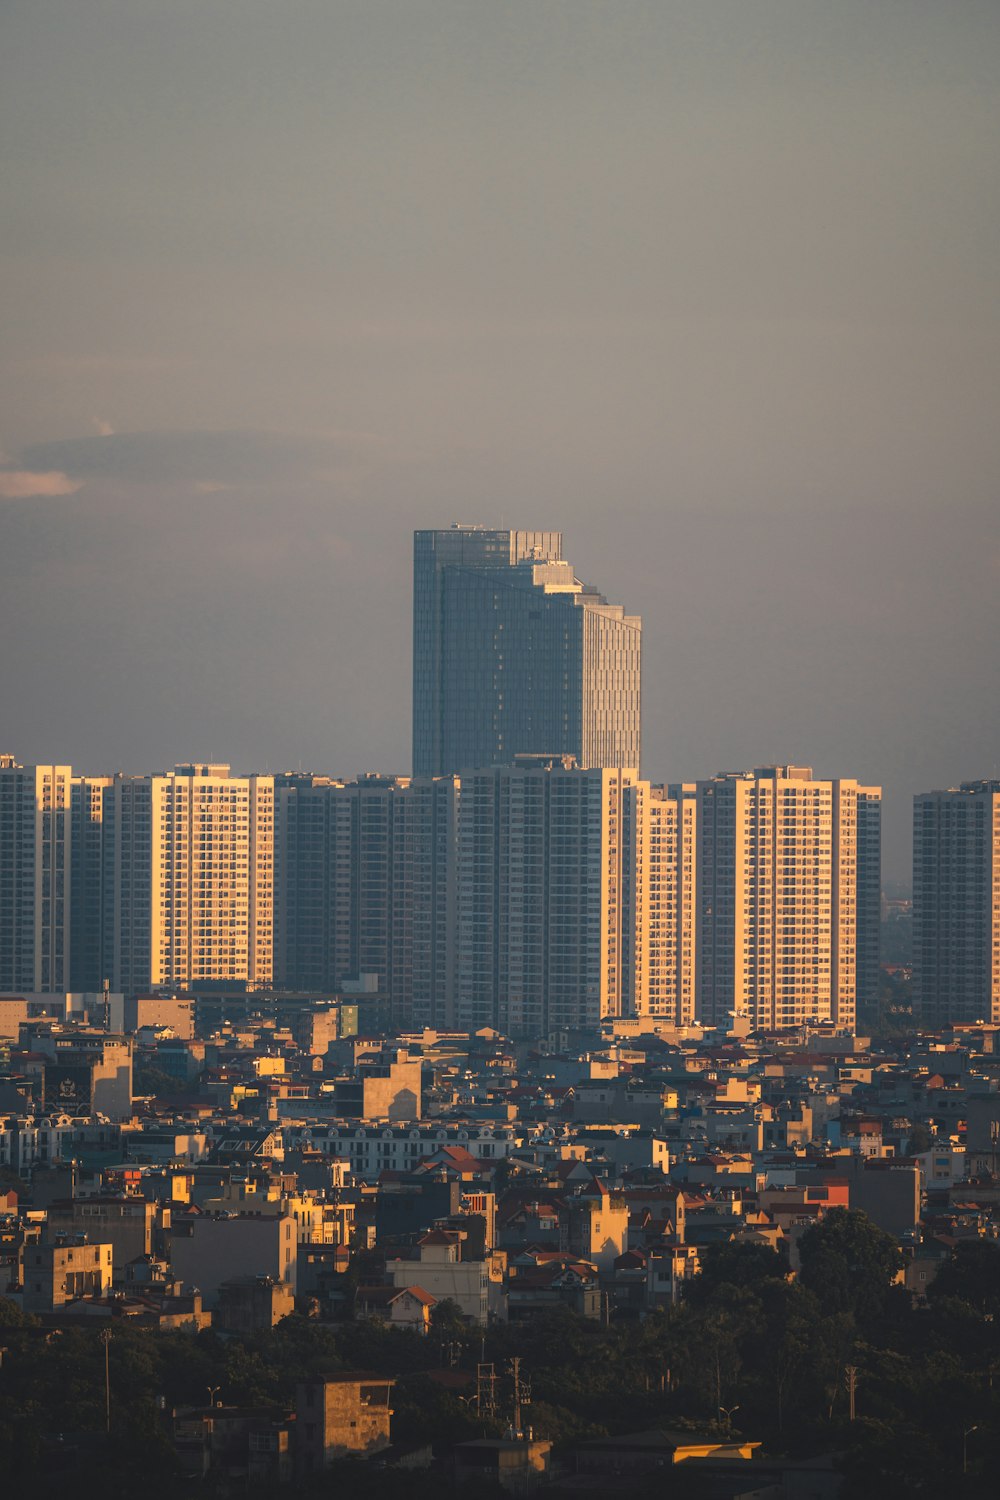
[1,1,998,885]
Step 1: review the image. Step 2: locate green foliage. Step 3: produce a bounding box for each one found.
[2,1227,1000,1496]
[799,1207,904,1324]
[133,1065,183,1097]
[0,1295,38,1327]
[906,1122,933,1155]
[684,1239,786,1303]
[927,1240,1000,1316]
[429,1296,467,1330]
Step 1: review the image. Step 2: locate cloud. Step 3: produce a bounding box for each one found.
[17,429,366,487]
[0,469,82,499]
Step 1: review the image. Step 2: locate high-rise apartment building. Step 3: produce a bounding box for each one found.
[388,773,460,1031]
[639,784,698,1025]
[104,764,274,993]
[274,774,354,994]
[843,781,882,1021]
[412,527,641,777]
[695,766,880,1032]
[274,771,466,1029]
[69,775,113,992]
[0,756,73,993]
[452,757,641,1036]
[913,781,1000,1025]
[275,760,666,1037]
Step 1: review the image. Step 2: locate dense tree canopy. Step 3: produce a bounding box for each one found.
[799,1207,905,1323]
[1,1213,999,1500]
[927,1239,1000,1317]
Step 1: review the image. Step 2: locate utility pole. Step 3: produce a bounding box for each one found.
[508,1358,530,1438]
[476,1363,497,1418]
[99,1328,112,1434]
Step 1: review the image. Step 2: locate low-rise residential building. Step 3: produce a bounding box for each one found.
[387,1229,506,1325]
[355,1283,436,1333]
[21,1238,113,1313]
[295,1373,395,1470]
[170,1212,297,1307]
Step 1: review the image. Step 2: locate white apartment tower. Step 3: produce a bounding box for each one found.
[0,757,73,993]
[105,764,274,993]
[696,766,880,1032]
[638,784,698,1025]
[913,780,1000,1025]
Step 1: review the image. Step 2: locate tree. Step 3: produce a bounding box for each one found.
[798,1208,903,1326]
[927,1239,1000,1317]
[686,1240,786,1303]
[905,1122,933,1156]
[429,1297,467,1331]
[0,1296,38,1327]
[756,1279,817,1434]
[133,1065,181,1098]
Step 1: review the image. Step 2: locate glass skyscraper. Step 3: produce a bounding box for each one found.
[412,526,642,776]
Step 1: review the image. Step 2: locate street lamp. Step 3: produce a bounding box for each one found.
[963,1424,977,1475]
[719,1404,740,1432]
[207,1385,221,1409]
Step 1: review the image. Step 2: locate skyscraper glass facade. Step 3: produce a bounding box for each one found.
[412,527,641,776]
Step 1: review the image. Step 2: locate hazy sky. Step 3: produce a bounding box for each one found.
[2,2,998,883]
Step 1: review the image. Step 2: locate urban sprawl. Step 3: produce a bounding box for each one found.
[1,528,998,1497]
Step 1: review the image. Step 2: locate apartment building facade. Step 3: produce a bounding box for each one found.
[639,783,698,1025]
[913,780,1000,1025]
[70,774,113,992]
[695,766,881,1031]
[104,764,275,993]
[0,757,73,993]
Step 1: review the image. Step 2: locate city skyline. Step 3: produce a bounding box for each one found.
[3,7,1000,1488]
[2,727,994,894]
[3,4,998,886]
[0,754,892,1031]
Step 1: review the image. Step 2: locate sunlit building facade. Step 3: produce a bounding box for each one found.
[639,783,698,1025]
[695,766,880,1032]
[105,764,274,993]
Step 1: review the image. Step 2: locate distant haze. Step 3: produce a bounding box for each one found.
[2,2,998,886]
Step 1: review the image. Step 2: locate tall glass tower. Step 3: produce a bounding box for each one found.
[412,526,641,777]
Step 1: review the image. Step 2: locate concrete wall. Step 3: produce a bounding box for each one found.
[170,1214,297,1306]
